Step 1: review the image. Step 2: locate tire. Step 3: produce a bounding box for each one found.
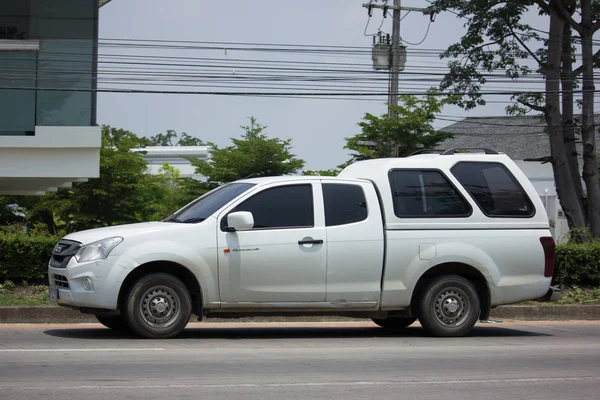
[371,316,417,330]
[123,273,192,339]
[417,275,480,337]
[95,314,131,332]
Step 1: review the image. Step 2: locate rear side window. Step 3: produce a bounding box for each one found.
[388,170,472,218]
[451,162,535,217]
[323,183,368,226]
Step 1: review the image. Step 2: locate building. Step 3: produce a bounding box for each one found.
[439,115,600,242]
[131,146,210,180]
[0,0,111,195]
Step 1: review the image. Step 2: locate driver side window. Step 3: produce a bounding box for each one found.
[223,184,314,230]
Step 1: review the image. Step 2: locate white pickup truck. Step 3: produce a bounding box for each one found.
[48,151,559,338]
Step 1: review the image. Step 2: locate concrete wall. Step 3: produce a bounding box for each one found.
[0,126,100,195]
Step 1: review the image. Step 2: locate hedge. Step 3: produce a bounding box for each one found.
[0,232,59,282]
[554,242,600,287]
[0,232,599,287]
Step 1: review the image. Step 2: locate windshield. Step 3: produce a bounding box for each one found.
[165,183,256,223]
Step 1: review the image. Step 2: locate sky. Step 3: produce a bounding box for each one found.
[96,0,550,170]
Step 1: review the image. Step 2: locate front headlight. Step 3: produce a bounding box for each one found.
[74,237,123,263]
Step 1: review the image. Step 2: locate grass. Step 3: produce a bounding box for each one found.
[556,286,600,305]
[0,281,599,307]
[0,281,56,307]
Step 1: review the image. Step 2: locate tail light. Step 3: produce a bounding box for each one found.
[540,236,556,277]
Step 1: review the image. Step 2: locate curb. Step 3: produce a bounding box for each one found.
[1,305,599,324]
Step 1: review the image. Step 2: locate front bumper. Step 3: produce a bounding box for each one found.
[48,254,138,310]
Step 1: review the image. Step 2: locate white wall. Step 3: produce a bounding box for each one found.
[0,126,101,194]
[133,146,209,180]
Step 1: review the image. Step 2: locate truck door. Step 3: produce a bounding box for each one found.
[322,181,384,307]
[217,182,327,303]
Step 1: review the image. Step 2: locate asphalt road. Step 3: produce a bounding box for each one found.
[0,321,599,400]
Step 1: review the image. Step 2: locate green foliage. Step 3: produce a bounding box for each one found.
[46,126,172,231]
[0,231,59,281]
[557,285,600,305]
[430,0,544,111]
[0,125,211,234]
[191,117,305,185]
[0,200,24,226]
[344,92,454,162]
[554,242,600,287]
[3,230,600,293]
[0,283,53,306]
[0,280,14,293]
[139,130,204,147]
[431,1,599,114]
[302,169,340,177]
[153,163,210,215]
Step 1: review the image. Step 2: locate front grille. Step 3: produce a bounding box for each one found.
[53,274,70,289]
[49,240,81,268]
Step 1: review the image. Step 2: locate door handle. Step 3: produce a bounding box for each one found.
[298,239,324,245]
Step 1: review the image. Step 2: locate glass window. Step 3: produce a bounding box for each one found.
[451,162,535,217]
[0,52,36,135]
[36,41,94,126]
[0,1,31,40]
[323,183,368,226]
[167,183,255,224]
[228,184,314,229]
[389,170,471,218]
[0,1,35,135]
[32,0,97,126]
[0,0,98,132]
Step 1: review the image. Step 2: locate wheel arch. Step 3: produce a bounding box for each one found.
[410,262,491,321]
[117,261,204,318]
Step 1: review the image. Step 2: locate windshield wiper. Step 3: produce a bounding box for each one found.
[164,217,182,223]
[181,217,206,224]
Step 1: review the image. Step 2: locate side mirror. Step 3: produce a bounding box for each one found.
[226,211,254,232]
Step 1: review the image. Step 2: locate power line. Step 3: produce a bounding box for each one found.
[2,85,598,96]
[401,21,432,46]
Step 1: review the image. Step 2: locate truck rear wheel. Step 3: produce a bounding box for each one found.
[95,314,131,332]
[417,275,480,337]
[371,317,417,330]
[123,273,192,339]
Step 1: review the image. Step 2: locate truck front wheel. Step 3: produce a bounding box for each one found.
[417,275,480,337]
[124,273,192,339]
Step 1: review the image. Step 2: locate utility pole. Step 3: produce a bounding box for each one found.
[389,0,401,121]
[363,1,434,156]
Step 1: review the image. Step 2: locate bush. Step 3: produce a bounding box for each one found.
[554,242,600,287]
[0,232,59,281]
[1,231,600,288]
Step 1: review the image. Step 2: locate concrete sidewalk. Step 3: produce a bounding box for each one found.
[0,305,599,324]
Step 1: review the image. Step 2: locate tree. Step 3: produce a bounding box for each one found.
[177,132,205,146]
[0,199,26,227]
[302,169,340,176]
[431,0,600,238]
[44,126,172,232]
[136,129,208,208]
[344,92,454,162]
[190,117,305,186]
[0,126,205,234]
[139,130,205,147]
[154,162,211,214]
